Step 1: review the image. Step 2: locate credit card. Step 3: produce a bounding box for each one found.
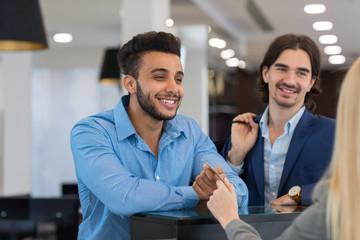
[203,160,225,183]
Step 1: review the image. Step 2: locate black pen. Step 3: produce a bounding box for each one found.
[232,120,243,124]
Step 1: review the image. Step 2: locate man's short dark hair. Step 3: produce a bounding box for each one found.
[117,31,182,79]
[256,34,322,112]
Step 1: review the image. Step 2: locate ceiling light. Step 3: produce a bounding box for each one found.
[312,21,333,31]
[208,38,218,47]
[324,45,342,55]
[53,33,73,43]
[208,38,226,49]
[165,18,174,27]
[328,55,346,64]
[238,60,246,69]
[221,49,235,59]
[226,58,240,67]
[304,4,326,14]
[318,35,338,44]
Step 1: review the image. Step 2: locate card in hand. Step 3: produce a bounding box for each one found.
[203,160,225,183]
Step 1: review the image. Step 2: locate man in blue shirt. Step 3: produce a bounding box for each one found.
[221,34,335,207]
[70,31,248,240]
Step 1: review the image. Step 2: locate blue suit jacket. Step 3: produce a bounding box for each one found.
[221,109,335,206]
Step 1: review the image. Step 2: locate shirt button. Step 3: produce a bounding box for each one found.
[270,165,275,169]
[156,176,160,181]
[272,192,277,197]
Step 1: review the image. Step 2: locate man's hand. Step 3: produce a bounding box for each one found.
[270,193,298,206]
[228,113,259,166]
[270,204,302,213]
[192,164,227,200]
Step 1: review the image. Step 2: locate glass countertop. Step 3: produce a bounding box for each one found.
[137,205,307,220]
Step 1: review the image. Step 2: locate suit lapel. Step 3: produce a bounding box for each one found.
[278,109,315,193]
[250,134,265,199]
[248,115,265,200]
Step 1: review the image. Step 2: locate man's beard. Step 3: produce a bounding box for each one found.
[136,80,180,121]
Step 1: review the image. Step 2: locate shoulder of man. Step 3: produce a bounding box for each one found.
[72,109,114,132]
[304,109,336,127]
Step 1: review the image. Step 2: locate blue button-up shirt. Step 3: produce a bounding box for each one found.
[260,106,305,205]
[70,95,248,240]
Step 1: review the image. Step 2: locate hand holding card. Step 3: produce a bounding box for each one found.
[203,160,225,183]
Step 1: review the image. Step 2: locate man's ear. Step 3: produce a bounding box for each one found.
[123,75,136,94]
[262,66,269,83]
[307,76,316,92]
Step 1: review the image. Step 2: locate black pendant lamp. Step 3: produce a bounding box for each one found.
[0,0,48,51]
[99,48,121,85]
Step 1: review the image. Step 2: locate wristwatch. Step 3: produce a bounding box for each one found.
[288,185,301,205]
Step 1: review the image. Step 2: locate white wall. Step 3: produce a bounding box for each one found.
[177,25,209,134]
[0,53,32,196]
[31,67,121,197]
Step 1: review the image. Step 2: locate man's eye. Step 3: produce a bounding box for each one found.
[154,75,165,80]
[175,78,183,83]
[297,72,307,77]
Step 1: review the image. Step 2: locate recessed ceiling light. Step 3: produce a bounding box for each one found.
[324,45,342,55]
[312,21,333,31]
[226,58,240,67]
[304,4,326,14]
[165,18,174,27]
[53,33,73,43]
[208,38,226,49]
[318,35,338,44]
[328,55,346,64]
[238,60,246,69]
[221,49,235,59]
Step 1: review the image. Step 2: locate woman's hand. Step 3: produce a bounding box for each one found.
[207,178,240,229]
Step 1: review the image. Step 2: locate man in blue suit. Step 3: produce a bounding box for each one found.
[221,34,335,206]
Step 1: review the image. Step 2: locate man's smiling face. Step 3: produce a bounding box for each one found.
[263,49,316,110]
[134,51,184,121]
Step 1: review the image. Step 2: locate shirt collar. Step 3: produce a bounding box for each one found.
[162,118,186,139]
[114,95,136,142]
[114,95,186,142]
[259,105,306,137]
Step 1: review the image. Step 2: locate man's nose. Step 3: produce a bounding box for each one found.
[165,78,178,92]
[283,70,296,85]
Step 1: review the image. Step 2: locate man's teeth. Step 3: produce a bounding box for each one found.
[281,88,295,93]
[161,99,175,104]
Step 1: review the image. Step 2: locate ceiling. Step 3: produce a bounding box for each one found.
[37,0,360,71]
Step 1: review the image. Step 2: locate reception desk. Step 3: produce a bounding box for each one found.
[131,205,306,240]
